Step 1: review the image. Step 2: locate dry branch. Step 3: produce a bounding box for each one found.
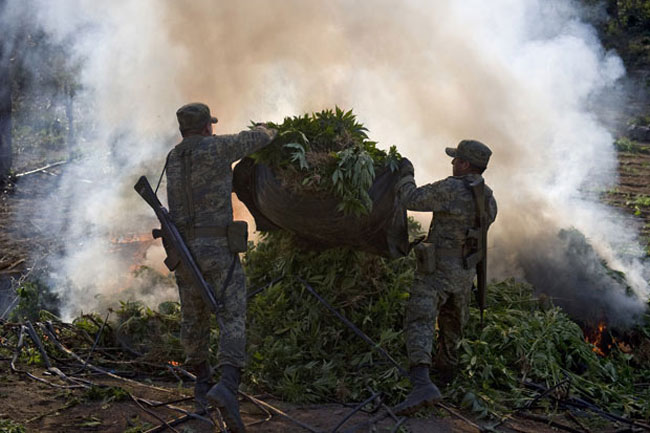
[37,322,173,394]
[15,160,67,178]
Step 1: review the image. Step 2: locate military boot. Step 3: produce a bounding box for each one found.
[393,365,442,416]
[192,361,214,411]
[207,364,245,433]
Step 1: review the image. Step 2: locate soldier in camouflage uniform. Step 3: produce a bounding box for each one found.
[393,140,497,416]
[166,103,275,432]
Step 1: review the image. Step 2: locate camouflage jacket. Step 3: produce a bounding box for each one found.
[166,127,274,238]
[398,173,497,249]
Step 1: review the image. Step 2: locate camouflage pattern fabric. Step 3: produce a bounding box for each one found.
[166,127,275,368]
[398,173,497,368]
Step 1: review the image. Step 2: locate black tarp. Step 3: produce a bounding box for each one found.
[233,157,409,258]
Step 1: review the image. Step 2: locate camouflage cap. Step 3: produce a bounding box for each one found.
[445,139,492,168]
[176,102,218,132]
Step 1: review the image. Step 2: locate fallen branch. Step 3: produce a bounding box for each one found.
[38,322,173,394]
[565,411,591,433]
[331,390,381,432]
[0,258,24,272]
[437,402,485,432]
[25,398,79,424]
[520,412,584,433]
[240,391,320,433]
[10,325,82,389]
[129,393,181,433]
[15,160,67,178]
[341,409,390,433]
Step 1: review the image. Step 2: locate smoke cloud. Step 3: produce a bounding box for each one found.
[6,0,648,322]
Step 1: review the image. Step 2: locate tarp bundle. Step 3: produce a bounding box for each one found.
[233,157,409,258]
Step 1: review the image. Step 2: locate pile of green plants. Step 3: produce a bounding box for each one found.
[243,231,413,402]
[453,280,650,419]
[243,231,650,420]
[250,107,401,216]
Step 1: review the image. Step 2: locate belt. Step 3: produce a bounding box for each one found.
[183,225,228,238]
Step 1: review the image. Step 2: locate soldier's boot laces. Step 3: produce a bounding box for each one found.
[393,365,442,416]
[207,365,246,433]
[193,362,214,412]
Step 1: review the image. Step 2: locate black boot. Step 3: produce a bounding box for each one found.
[393,365,442,416]
[207,364,245,433]
[192,361,214,411]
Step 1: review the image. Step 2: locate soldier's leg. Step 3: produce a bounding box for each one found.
[206,254,246,433]
[212,256,246,369]
[176,271,214,409]
[395,273,443,415]
[435,284,472,381]
[177,271,212,366]
[405,273,443,367]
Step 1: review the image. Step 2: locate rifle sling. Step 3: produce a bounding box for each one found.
[180,149,195,238]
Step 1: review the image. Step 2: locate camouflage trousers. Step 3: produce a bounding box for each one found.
[175,237,246,369]
[405,257,474,369]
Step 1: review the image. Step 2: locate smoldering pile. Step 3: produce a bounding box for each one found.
[517,227,647,329]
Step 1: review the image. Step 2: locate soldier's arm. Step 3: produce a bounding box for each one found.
[398,179,451,212]
[488,195,498,225]
[395,158,452,211]
[219,126,277,163]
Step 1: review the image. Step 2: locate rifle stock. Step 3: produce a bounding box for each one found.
[133,175,222,316]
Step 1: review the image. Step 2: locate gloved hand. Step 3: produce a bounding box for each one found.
[254,123,277,140]
[399,157,414,177]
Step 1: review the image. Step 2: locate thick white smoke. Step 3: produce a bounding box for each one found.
[11,0,648,320]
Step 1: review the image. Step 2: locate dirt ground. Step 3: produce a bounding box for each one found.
[0,363,625,433]
[605,149,650,242]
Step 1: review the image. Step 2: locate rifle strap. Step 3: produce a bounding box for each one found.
[154,152,171,196]
[179,149,196,238]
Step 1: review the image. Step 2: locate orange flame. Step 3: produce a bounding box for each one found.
[584,321,607,356]
[168,360,181,367]
[111,233,153,244]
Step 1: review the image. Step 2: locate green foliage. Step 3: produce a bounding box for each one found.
[83,385,129,403]
[243,233,650,418]
[632,195,650,207]
[114,300,184,363]
[331,146,375,216]
[625,194,650,216]
[244,231,413,403]
[0,419,26,433]
[584,0,650,66]
[451,280,650,419]
[284,142,309,170]
[250,107,401,216]
[124,416,154,433]
[614,137,650,153]
[8,280,59,322]
[631,114,650,126]
[610,0,650,34]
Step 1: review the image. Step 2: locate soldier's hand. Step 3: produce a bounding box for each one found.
[399,157,414,177]
[254,123,277,140]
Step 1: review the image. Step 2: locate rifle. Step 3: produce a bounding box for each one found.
[133,176,223,319]
[465,178,487,326]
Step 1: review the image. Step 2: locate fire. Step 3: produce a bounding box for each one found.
[168,360,181,367]
[111,233,153,244]
[584,320,610,357]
